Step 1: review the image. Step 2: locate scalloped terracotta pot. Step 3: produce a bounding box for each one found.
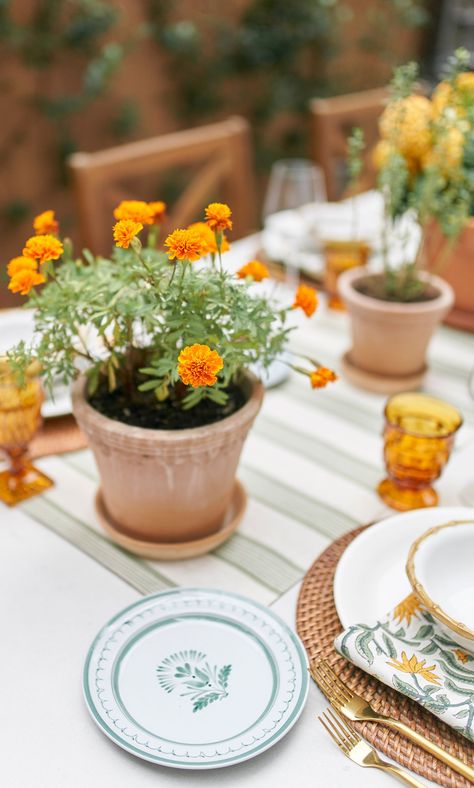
[72,373,263,543]
[338,268,454,390]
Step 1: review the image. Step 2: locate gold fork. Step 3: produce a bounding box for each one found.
[311,660,474,784]
[319,707,426,786]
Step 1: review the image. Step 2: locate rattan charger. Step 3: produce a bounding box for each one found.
[296,526,474,788]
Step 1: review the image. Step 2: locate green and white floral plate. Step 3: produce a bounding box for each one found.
[83,588,309,769]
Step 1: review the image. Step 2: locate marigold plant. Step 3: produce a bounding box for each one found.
[6,200,336,414]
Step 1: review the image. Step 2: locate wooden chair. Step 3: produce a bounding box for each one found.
[310,88,388,201]
[68,116,256,254]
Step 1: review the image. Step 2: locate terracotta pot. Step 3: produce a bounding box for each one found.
[72,373,263,543]
[338,268,454,389]
[424,219,474,332]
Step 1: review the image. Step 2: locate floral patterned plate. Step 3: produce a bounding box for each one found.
[83,588,309,769]
[335,594,474,741]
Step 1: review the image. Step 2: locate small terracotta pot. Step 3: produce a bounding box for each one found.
[424,219,474,332]
[72,372,263,543]
[338,268,454,387]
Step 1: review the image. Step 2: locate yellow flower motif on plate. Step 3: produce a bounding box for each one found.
[387,651,441,685]
[393,593,422,627]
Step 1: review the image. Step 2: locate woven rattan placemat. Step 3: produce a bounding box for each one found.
[296,526,474,788]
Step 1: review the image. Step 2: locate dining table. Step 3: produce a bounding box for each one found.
[2,231,474,788]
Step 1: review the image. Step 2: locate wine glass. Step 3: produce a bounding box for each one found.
[0,361,53,505]
[262,159,327,286]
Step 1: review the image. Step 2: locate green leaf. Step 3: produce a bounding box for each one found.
[355,631,375,665]
[138,379,162,392]
[414,625,434,640]
[382,633,397,659]
[454,709,470,719]
[420,641,438,655]
[392,675,420,700]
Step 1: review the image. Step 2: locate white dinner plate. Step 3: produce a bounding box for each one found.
[0,310,71,418]
[83,588,309,769]
[333,506,474,628]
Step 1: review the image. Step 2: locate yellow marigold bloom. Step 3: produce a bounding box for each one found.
[113,219,143,249]
[7,256,37,278]
[33,209,59,235]
[393,593,422,626]
[205,202,233,232]
[372,141,418,175]
[456,72,474,91]
[187,222,230,254]
[310,367,338,389]
[148,201,167,224]
[454,649,471,664]
[387,651,441,685]
[8,268,45,296]
[293,283,318,317]
[432,80,452,118]
[237,260,269,282]
[23,234,64,265]
[379,95,432,161]
[164,228,208,262]
[113,200,154,225]
[177,344,224,388]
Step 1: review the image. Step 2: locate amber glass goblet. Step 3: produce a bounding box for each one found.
[0,363,53,506]
[377,392,462,511]
[323,239,370,310]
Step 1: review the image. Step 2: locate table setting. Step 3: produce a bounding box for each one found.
[2,55,474,788]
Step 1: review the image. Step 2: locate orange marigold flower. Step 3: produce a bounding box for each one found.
[148,201,167,224]
[7,256,38,278]
[113,219,143,249]
[187,222,230,254]
[237,260,269,282]
[23,234,64,265]
[293,283,318,317]
[310,367,338,389]
[33,209,59,235]
[8,268,45,296]
[204,202,233,232]
[164,228,208,262]
[177,344,224,388]
[113,200,154,225]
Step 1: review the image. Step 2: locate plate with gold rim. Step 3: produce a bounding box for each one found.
[333,506,474,629]
[83,588,309,769]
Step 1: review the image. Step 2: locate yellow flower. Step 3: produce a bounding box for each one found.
[393,593,422,626]
[432,80,452,118]
[23,234,64,265]
[237,260,269,282]
[293,284,318,317]
[371,141,418,176]
[33,209,59,235]
[164,228,208,262]
[113,200,154,225]
[310,367,338,389]
[423,126,465,173]
[7,256,37,278]
[379,95,432,161]
[148,201,167,224]
[177,344,224,388]
[187,222,230,254]
[8,268,45,296]
[454,649,471,664]
[456,71,474,92]
[387,651,441,685]
[204,202,233,232]
[113,219,143,249]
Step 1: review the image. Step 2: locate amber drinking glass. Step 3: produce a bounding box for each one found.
[323,239,370,310]
[377,392,462,511]
[0,363,53,505]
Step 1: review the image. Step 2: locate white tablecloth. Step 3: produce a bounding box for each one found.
[2,235,474,787]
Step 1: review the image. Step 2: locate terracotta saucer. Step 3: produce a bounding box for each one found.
[94,480,247,561]
[341,351,427,395]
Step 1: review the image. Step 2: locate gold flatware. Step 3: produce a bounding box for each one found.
[319,707,426,786]
[311,660,474,784]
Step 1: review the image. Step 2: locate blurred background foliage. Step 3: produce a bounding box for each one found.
[0,0,432,253]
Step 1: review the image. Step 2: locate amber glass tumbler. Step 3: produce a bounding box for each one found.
[377,392,462,511]
[0,362,53,505]
[323,240,370,310]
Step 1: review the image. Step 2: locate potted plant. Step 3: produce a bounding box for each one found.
[339,62,454,393]
[5,200,336,553]
[417,48,474,331]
